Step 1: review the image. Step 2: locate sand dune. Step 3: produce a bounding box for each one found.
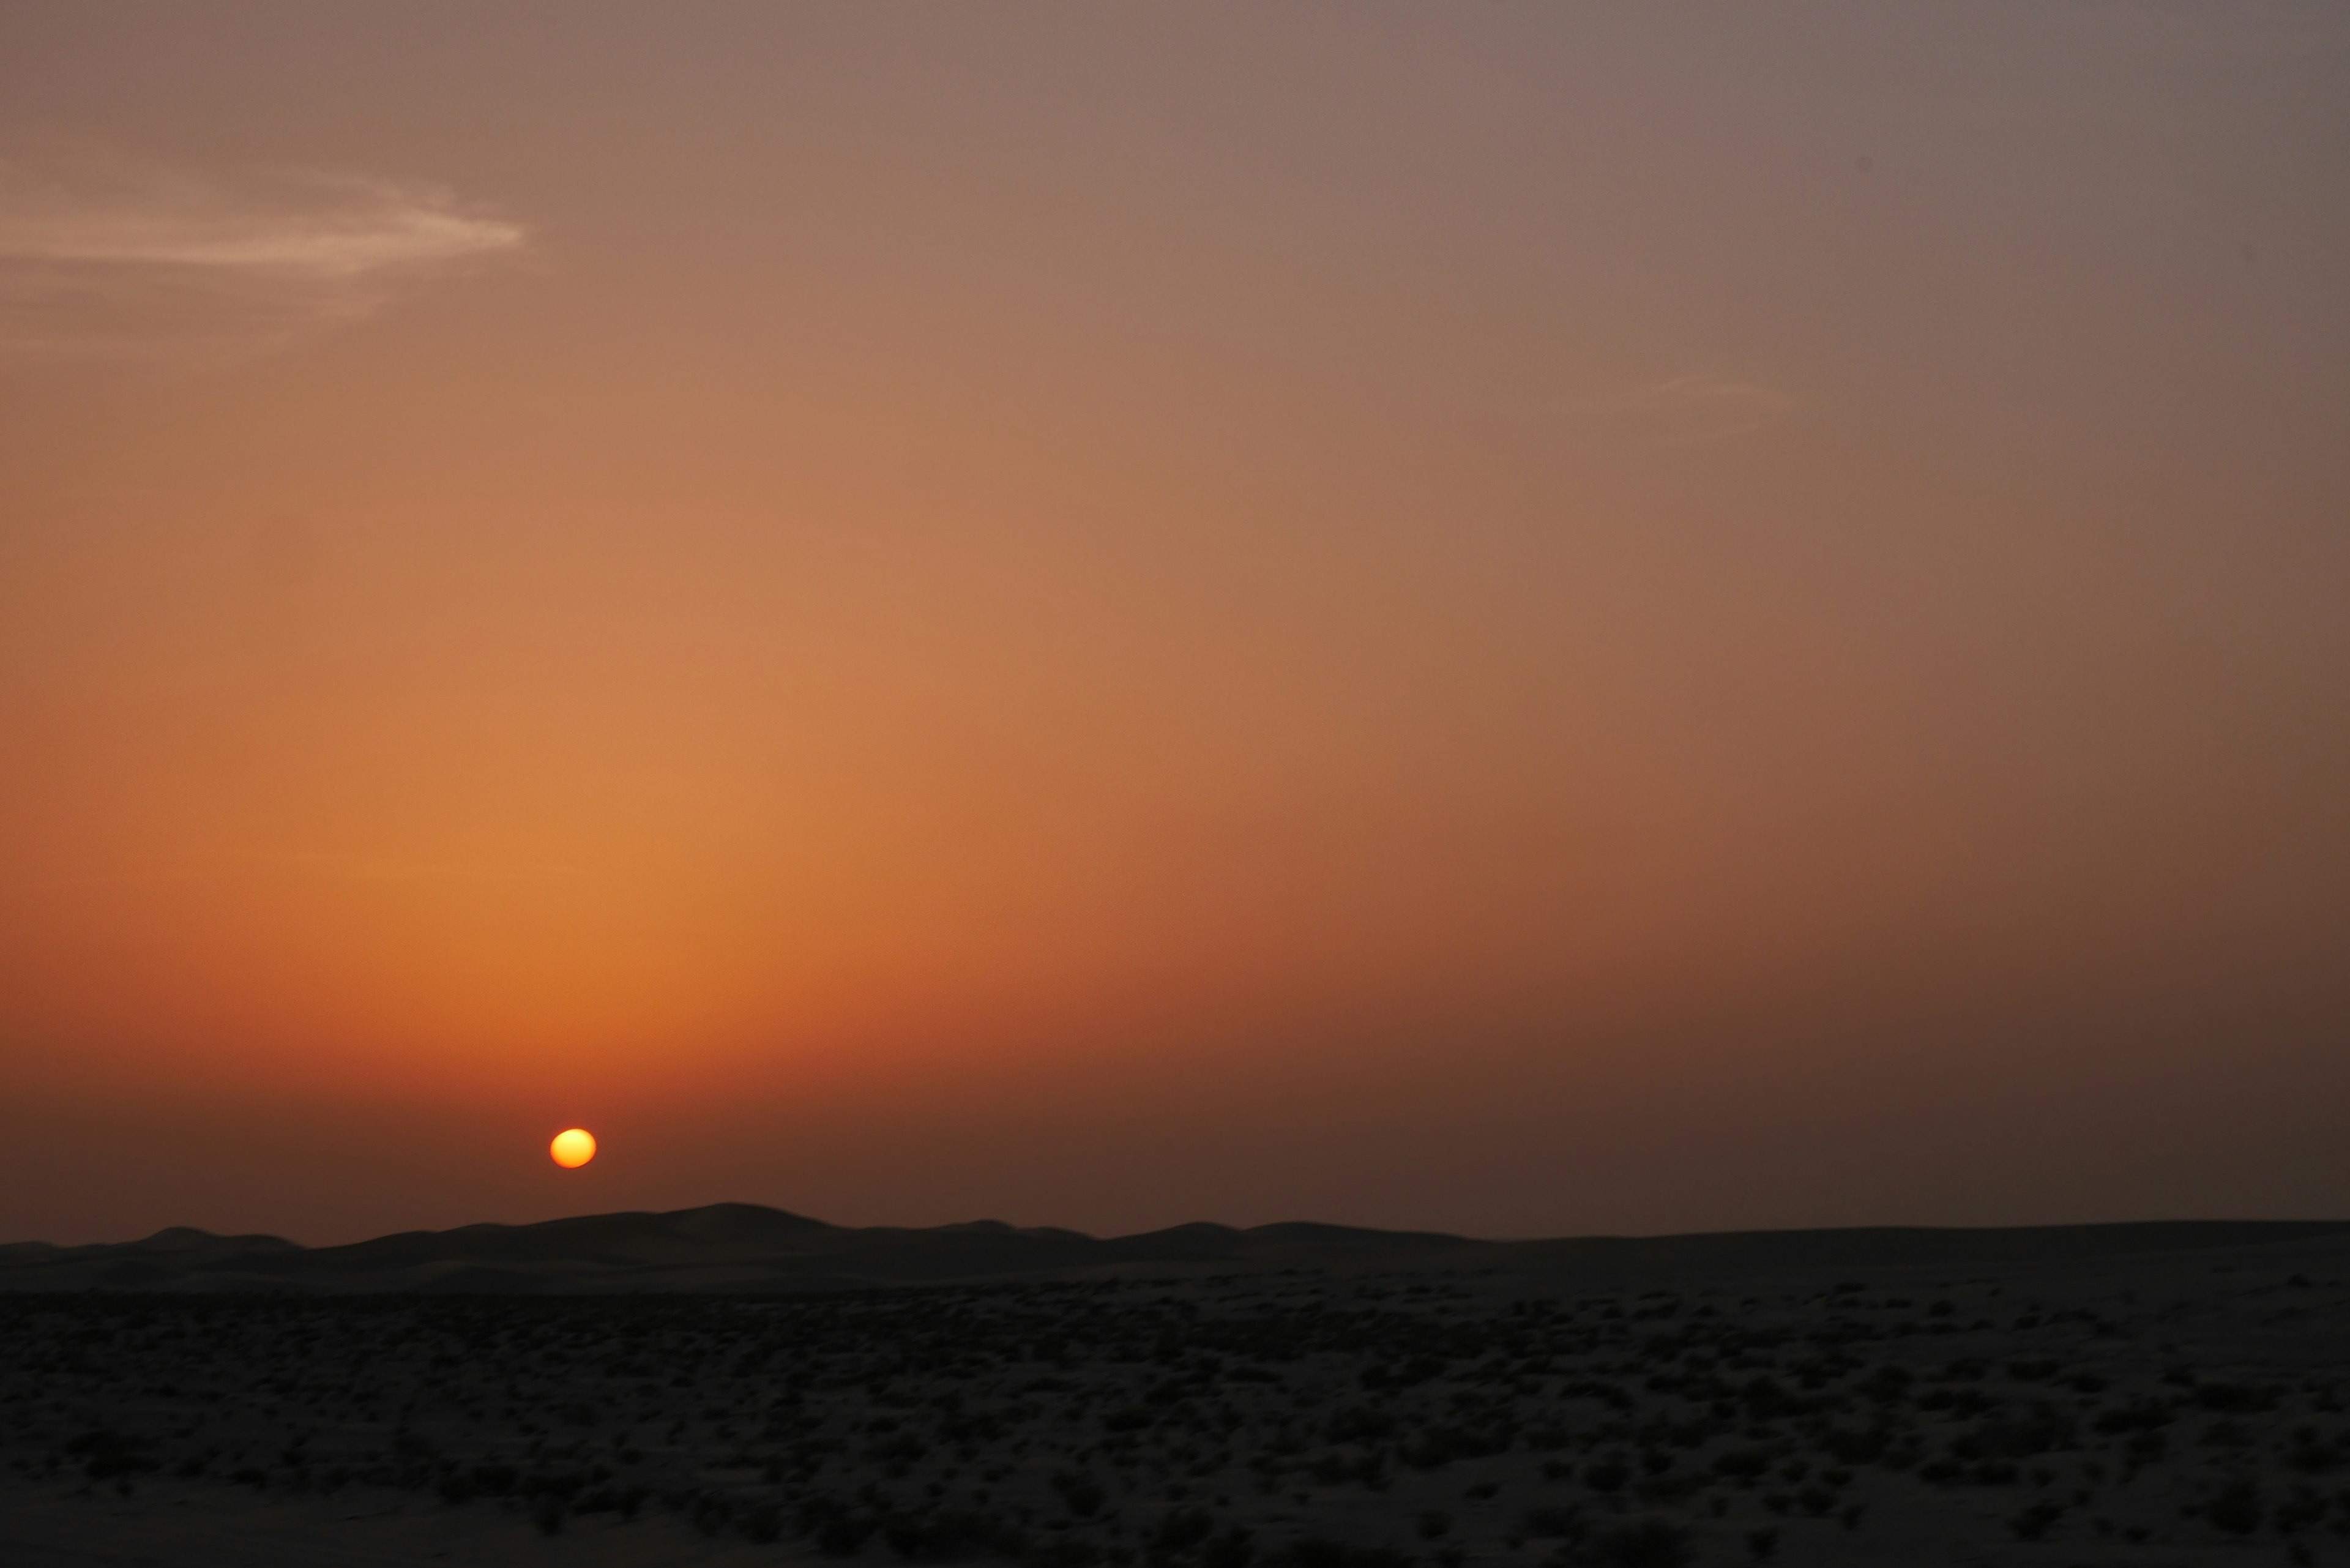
[6,1207,2341,1294]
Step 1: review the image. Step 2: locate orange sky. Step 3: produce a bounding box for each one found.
[4,4,2348,1244]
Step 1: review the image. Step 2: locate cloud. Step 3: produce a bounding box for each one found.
[1598,373,1798,445]
[0,152,525,356]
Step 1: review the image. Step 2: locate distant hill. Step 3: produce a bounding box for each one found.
[3,1206,2343,1293]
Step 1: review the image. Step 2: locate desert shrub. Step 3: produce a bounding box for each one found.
[1739,1378,1812,1421]
[870,1431,932,1465]
[1818,1425,1886,1464]
[1858,1366,1911,1403]
[880,1509,1020,1558]
[818,1513,880,1556]
[1156,1509,1216,1550]
[65,1430,157,1481]
[2195,1383,2278,1414]
[2094,1400,2175,1436]
[1051,1471,1106,1518]
[1583,1518,1690,1568]
[1918,1387,1993,1418]
[1026,1539,1101,1568]
[1521,1504,1583,1540]
[1560,1378,1635,1412]
[2009,1501,2063,1541]
[573,1484,645,1519]
[1284,1542,1413,1568]
[469,1462,518,1496]
[2275,1490,2329,1534]
[2207,1479,2262,1537]
[1327,1408,1398,1444]
[2286,1428,2341,1473]
[808,1504,883,1561]
[1710,1449,1769,1483]
[1952,1405,2076,1462]
[1401,1422,1514,1470]
[520,1469,586,1501]
[1201,1529,1256,1568]
[1583,1454,1632,1495]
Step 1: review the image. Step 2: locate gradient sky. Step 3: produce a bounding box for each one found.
[4,3,2348,1245]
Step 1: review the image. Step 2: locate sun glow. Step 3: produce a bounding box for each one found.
[549,1127,597,1169]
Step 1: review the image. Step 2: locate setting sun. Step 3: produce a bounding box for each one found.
[549,1129,597,1170]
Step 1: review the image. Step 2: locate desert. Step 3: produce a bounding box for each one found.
[8,6,2350,1565]
[6,1211,2349,1566]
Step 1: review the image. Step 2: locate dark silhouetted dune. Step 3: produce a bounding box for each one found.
[4,1207,2344,1293]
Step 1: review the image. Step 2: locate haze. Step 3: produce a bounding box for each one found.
[3,2,2346,1246]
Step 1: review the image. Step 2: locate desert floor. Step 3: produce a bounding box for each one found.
[6,1234,2349,1566]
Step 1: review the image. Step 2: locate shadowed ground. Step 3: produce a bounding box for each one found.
[5,1216,2349,1565]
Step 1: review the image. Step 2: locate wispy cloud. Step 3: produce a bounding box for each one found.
[1594,373,1798,446]
[0,152,525,356]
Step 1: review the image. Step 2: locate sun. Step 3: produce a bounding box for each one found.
[549,1128,597,1169]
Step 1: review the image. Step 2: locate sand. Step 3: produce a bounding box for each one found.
[6,1223,2349,1566]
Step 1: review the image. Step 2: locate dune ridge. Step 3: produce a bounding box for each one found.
[4,1207,2343,1293]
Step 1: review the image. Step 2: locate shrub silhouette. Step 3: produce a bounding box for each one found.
[1284,1540,1413,1568]
[1327,1408,1397,1444]
[1584,1518,1690,1568]
[1710,1449,1769,1483]
[1202,1527,1256,1568]
[1155,1509,1215,1550]
[2009,1501,2064,1541]
[65,1430,157,1481]
[1520,1504,1582,1540]
[2196,1383,2278,1414]
[1583,1454,1631,1495]
[1051,1471,1106,1518]
[2207,1479,2262,1536]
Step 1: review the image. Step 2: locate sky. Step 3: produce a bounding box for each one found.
[2,2,2347,1246]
